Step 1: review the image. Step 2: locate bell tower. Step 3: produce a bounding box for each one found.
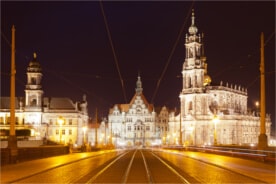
[182,10,207,90]
[25,53,43,110]
[180,10,211,117]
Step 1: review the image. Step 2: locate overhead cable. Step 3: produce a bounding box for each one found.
[150,1,195,104]
[100,1,128,103]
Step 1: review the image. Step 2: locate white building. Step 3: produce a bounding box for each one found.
[0,53,89,146]
[107,75,169,147]
[168,11,271,146]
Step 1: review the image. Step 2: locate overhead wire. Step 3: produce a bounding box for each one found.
[99,0,127,103]
[150,1,195,104]
[1,31,11,47]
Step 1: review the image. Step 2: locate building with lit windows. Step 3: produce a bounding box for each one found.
[0,53,89,146]
[107,75,169,147]
[167,11,272,146]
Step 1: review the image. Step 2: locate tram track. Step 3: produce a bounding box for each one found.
[85,149,192,183]
[154,149,269,184]
[9,149,271,183]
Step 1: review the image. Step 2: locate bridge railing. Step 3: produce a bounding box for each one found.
[162,145,276,162]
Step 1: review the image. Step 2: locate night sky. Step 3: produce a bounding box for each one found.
[1,1,275,131]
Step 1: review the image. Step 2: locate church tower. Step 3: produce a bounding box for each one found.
[180,10,211,117]
[25,53,43,111]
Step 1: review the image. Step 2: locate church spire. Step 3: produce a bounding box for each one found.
[188,9,198,35]
[135,74,143,95]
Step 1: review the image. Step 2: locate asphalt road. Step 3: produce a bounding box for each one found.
[1,149,275,183]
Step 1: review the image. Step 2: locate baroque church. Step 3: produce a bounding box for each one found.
[0,53,89,146]
[168,11,271,146]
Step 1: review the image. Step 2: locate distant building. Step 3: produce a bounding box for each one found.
[168,11,272,146]
[107,75,169,147]
[0,53,88,146]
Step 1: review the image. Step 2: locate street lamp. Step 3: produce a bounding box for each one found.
[255,101,260,115]
[82,126,87,145]
[212,115,219,145]
[57,117,64,143]
[173,132,176,145]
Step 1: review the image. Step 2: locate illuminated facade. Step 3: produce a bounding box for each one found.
[107,76,169,147]
[0,54,89,146]
[168,11,271,146]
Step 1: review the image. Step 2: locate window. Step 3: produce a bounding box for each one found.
[69,129,72,135]
[146,126,150,131]
[56,129,59,135]
[30,99,37,106]
[127,126,131,131]
[31,77,36,84]
[62,129,65,135]
[69,119,72,125]
[189,101,193,110]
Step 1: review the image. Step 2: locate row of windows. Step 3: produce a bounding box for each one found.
[127,125,151,131]
[55,129,73,135]
[159,119,167,123]
[0,117,74,125]
[49,119,73,125]
[126,118,154,122]
[157,126,168,131]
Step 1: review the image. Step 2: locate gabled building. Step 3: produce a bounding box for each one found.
[0,53,89,146]
[108,75,169,147]
[168,10,271,146]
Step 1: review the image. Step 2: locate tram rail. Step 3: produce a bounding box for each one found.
[8,148,271,183]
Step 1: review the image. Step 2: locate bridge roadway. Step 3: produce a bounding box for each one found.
[1,148,275,183]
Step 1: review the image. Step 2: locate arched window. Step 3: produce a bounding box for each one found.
[31,77,36,84]
[189,101,193,110]
[31,99,37,106]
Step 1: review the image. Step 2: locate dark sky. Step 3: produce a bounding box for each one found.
[1,1,275,129]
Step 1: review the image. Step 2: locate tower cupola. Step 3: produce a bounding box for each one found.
[135,75,143,95]
[188,10,198,35]
[27,52,42,73]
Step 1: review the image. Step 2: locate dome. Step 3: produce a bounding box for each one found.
[189,25,198,35]
[27,53,42,72]
[188,10,198,35]
[203,74,212,86]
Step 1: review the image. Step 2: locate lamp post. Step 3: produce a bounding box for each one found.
[255,101,259,116]
[57,117,64,144]
[8,25,18,163]
[82,126,87,145]
[173,132,176,145]
[179,111,183,145]
[189,125,194,145]
[258,32,268,149]
[213,115,219,145]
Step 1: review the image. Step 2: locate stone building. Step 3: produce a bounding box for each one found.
[0,53,89,146]
[167,11,271,146]
[107,75,169,147]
